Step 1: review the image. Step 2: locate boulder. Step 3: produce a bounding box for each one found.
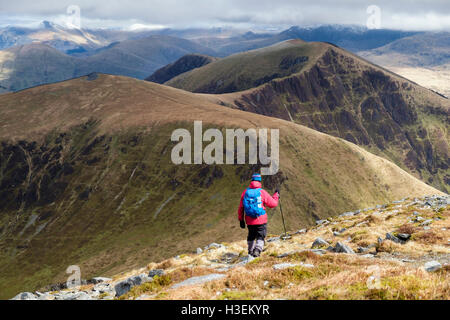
[61,291,92,300]
[334,242,355,254]
[148,269,165,278]
[311,237,329,248]
[424,261,442,272]
[396,233,411,241]
[205,243,223,250]
[91,277,111,284]
[385,232,403,244]
[11,292,37,300]
[114,273,152,297]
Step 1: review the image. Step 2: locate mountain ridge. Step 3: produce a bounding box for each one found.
[166,40,450,193]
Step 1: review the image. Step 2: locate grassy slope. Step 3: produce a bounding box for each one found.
[0,74,441,298]
[166,39,326,93]
[167,40,450,193]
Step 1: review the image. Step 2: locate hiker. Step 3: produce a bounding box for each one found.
[238,173,280,257]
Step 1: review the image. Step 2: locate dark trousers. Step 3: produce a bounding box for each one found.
[247,224,267,242]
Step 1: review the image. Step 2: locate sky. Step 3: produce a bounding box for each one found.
[1,0,450,31]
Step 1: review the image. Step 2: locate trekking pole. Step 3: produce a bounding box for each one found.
[279,196,291,240]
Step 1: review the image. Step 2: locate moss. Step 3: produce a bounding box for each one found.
[307,285,337,300]
[287,266,314,281]
[118,274,172,300]
[247,257,261,265]
[98,292,109,299]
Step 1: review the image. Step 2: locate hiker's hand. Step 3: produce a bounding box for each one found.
[275,188,280,196]
[240,220,246,229]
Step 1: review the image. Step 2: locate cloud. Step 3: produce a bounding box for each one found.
[1,0,450,31]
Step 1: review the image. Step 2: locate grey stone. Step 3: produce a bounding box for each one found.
[334,242,355,254]
[273,263,298,270]
[310,249,327,255]
[397,233,411,241]
[93,283,114,294]
[423,226,431,230]
[220,252,240,264]
[205,243,223,250]
[386,232,403,244]
[91,277,112,284]
[293,229,307,235]
[62,291,92,300]
[35,291,54,300]
[340,211,355,217]
[277,250,301,258]
[148,269,165,278]
[301,263,315,268]
[424,261,442,272]
[420,219,433,226]
[415,216,425,222]
[196,248,203,254]
[315,219,328,225]
[311,237,329,248]
[413,211,421,216]
[360,254,375,259]
[357,246,370,253]
[267,237,280,242]
[171,274,226,289]
[235,255,255,266]
[11,292,37,300]
[114,273,152,297]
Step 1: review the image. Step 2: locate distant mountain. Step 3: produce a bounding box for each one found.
[0,43,79,92]
[0,23,419,58]
[358,32,450,98]
[359,32,450,67]
[0,74,440,298]
[167,40,450,193]
[80,36,216,79]
[277,26,420,52]
[0,35,216,92]
[146,54,218,83]
[191,25,420,57]
[0,21,109,55]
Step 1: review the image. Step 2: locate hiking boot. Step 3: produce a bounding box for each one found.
[252,248,261,258]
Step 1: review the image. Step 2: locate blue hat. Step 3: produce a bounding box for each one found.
[251,173,262,181]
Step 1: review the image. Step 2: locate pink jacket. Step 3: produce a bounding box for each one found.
[238,181,279,225]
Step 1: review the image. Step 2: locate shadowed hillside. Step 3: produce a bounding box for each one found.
[146,54,218,84]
